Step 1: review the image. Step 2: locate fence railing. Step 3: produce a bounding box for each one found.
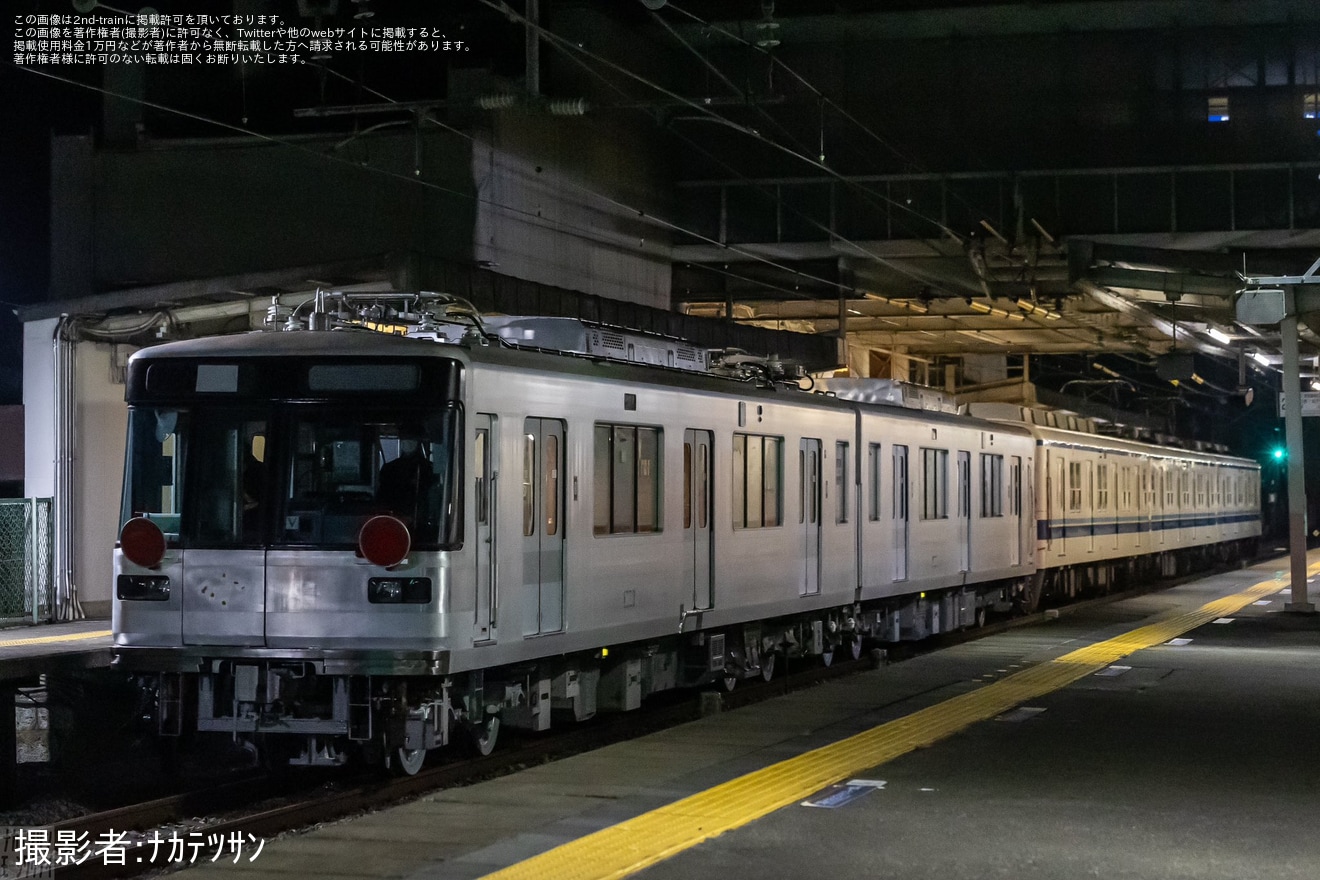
[0,499,54,625]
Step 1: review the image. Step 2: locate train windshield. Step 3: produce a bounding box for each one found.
[281,407,461,547]
[121,404,462,550]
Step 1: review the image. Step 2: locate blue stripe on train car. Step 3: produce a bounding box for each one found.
[1035,512,1260,542]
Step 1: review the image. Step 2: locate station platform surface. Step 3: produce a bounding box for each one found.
[179,554,1320,880]
[0,619,110,682]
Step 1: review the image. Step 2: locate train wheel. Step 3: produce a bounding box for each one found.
[759,652,777,682]
[467,715,500,757]
[387,746,426,776]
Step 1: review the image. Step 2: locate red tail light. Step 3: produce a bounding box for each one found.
[119,517,166,569]
[358,515,411,568]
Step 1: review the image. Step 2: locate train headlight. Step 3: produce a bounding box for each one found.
[119,517,166,569]
[358,515,411,568]
[367,577,432,604]
[117,575,170,601]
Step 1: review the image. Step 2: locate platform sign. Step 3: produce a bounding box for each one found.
[1276,392,1320,417]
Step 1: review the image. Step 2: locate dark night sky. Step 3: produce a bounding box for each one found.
[0,58,56,404]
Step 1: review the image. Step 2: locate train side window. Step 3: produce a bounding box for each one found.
[1010,456,1022,517]
[747,435,765,527]
[868,443,882,521]
[474,430,488,525]
[1068,461,1083,512]
[698,444,709,529]
[544,434,559,536]
[683,442,692,529]
[797,448,805,525]
[893,445,909,521]
[1095,463,1110,511]
[920,447,948,520]
[808,444,819,525]
[734,432,783,529]
[594,423,663,535]
[764,437,781,526]
[835,441,850,524]
[523,432,536,537]
[980,453,1004,517]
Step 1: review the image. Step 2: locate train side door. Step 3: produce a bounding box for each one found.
[1113,466,1123,552]
[473,415,497,643]
[521,418,565,636]
[893,445,909,581]
[684,429,714,610]
[799,438,821,596]
[1158,467,1167,546]
[957,451,971,572]
[1087,461,1096,553]
[1056,458,1068,558]
[1009,455,1022,566]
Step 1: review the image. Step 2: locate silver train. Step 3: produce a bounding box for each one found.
[112,293,1261,773]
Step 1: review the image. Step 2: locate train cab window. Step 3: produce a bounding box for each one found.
[191,412,269,546]
[122,407,189,544]
[980,453,1004,517]
[594,424,663,535]
[284,410,460,548]
[734,433,783,529]
[868,443,882,521]
[835,441,850,524]
[920,448,948,520]
[1068,462,1084,512]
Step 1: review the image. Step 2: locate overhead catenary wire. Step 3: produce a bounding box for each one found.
[476,0,961,253]
[663,1,1020,239]
[10,62,871,331]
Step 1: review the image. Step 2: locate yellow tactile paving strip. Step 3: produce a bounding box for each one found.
[486,567,1314,880]
[0,629,110,649]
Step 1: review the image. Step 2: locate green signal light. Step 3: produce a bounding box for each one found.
[1272,447,1286,461]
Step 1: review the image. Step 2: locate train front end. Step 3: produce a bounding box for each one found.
[112,332,474,770]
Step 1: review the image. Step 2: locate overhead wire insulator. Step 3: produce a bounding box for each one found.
[476,93,518,111]
[547,98,589,116]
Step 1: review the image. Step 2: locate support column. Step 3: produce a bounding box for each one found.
[1280,287,1313,612]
